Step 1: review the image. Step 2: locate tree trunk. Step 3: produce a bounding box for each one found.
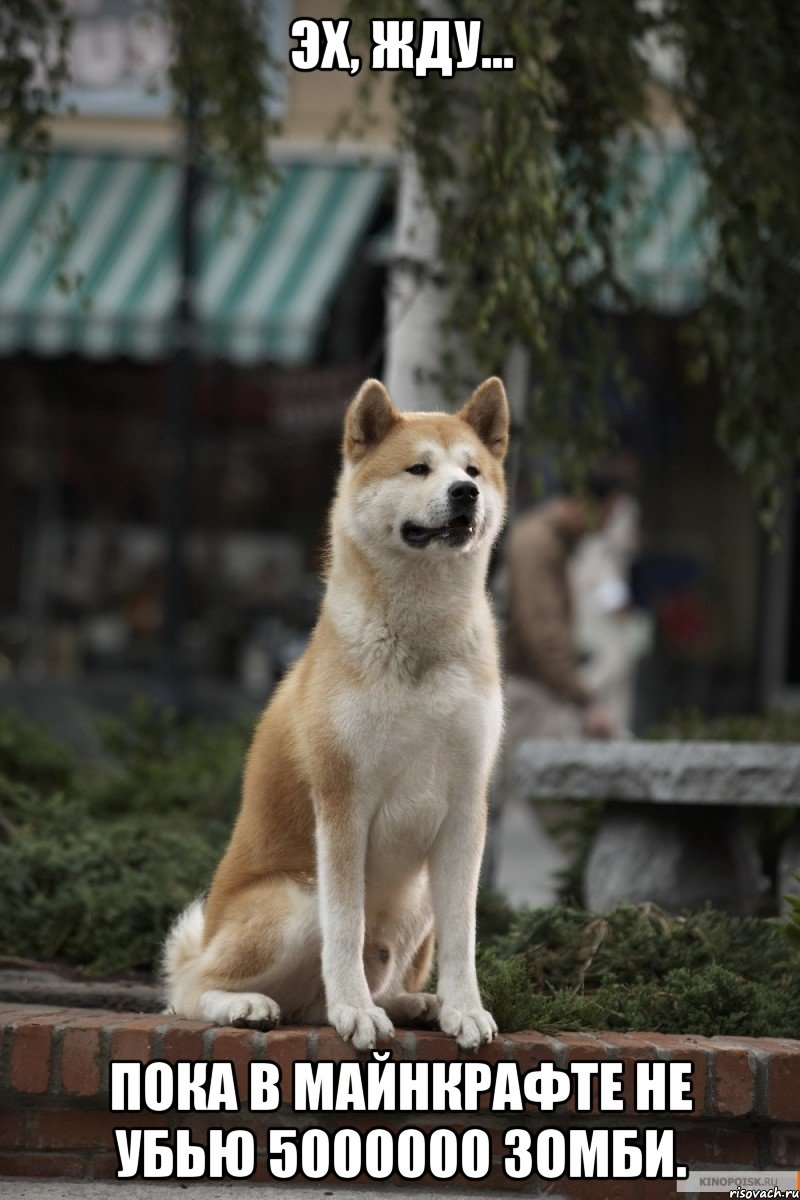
[384,151,451,411]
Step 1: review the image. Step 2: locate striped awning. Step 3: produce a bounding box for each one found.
[611,133,711,312]
[0,151,389,363]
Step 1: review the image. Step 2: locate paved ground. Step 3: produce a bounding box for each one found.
[0,1183,542,1199]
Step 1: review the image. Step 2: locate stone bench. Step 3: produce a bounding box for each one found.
[516,739,800,914]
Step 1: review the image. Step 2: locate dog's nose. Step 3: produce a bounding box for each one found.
[448,480,479,508]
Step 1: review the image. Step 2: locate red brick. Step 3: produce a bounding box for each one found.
[746,1037,800,1051]
[60,1026,103,1097]
[710,1046,755,1117]
[420,1118,504,1156]
[393,1029,416,1059]
[642,1180,686,1200]
[0,1004,64,1021]
[314,1026,357,1062]
[597,1032,661,1051]
[711,1035,768,1053]
[506,1031,561,1072]
[30,1108,118,1151]
[557,1032,609,1116]
[161,1020,211,1063]
[603,1031,663,1048]
[537,1175,645,1200]
[251,1157,271,1183]
[413,1029,459,1061]
[0,1152,86,1178]
[452,1166,527,1193]
[488,1123,518,1159]
[557,1031,609,1053]
[111,1109,177,1133]
[387,1031,411,1060]
[770,1126,800,1167]
[460,1034,506,1109]
[0,1108,26,1148]
[91,1152,123,1180]
[596,1032,662,1115]
[262,1028,310,1104]
[768,1044,800,1122]
[676,1126,759,1167]
[385,1163,524,1195]
[642,1032,710,1117]
[466,1034,508,1064]
[109,1014,169,1063]
[176,1113,245,1142]
[210,1026,260,1103]
[32,1007,121,1025]
[9,1014,64,1093]
[59,1007,124,1021]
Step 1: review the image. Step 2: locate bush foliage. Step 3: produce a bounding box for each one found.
[1,705,798,1037]
[475,889,800,1037]
[0,702,247,974]
[649,707,800,744]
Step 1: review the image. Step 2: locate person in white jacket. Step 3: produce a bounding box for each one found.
[570,492,652,734]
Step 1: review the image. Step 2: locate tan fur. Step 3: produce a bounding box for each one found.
[164,377,509,1049]
[403,927,436,993]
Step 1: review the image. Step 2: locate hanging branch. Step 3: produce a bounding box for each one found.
[0,0,72,167]
[165,0,279,195]
[347,0,800,517]
[1,0,280,195]
[664,0,800,528]
[347,0,655,486]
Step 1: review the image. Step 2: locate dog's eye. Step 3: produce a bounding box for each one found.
[406,463,430,476]
[466,465,480,478]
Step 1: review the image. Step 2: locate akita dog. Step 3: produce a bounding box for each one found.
[163,376,509,1050]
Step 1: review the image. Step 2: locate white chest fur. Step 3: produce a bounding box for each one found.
[331,660,502,889]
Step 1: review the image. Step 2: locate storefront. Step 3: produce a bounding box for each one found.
[0,148,392,685]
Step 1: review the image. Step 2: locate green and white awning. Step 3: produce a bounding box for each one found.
[0,151,389,363]
[612,133,711,312]
[0,136,708,362]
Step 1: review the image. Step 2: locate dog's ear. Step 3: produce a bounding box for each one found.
[459,377,509,460]
[344,379,400,462]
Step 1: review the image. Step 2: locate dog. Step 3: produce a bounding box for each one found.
[163,376,509,1050]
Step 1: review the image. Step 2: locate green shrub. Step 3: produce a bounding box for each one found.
[0,701,246,974]
[786,874,800,954]
[0,707,74,791]
[0,811,227,974]
[493,903,795,989]
[475,900,800,1037]
[648,707,800,743]
[90,697,248,819]
[479,960,800,1039]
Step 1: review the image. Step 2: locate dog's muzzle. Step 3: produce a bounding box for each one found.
[401,482,480,548]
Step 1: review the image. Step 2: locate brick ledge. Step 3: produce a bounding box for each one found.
[1,1003,799,1195]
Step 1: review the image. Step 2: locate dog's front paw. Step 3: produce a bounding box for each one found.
[329,1003,394,1051]
[199,989,281,1029]
[438,1002,497,1050]
[384,992,439,1025]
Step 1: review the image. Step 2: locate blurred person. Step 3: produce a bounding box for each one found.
[570,490,653,732]
[488,469,628,908]
[503,469,627,744]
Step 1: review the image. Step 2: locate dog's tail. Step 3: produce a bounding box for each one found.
[161,898,205,1014]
